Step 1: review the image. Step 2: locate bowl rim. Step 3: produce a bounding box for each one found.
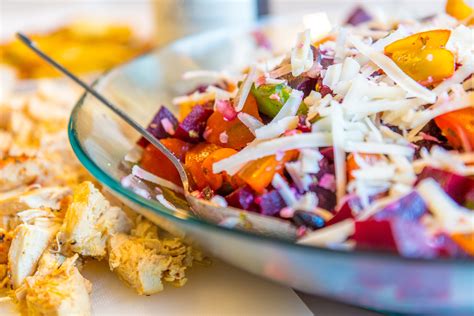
[68,18,472,265]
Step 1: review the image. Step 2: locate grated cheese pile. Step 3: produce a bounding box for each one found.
[161,7,474,256]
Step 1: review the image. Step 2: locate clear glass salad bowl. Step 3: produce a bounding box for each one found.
[68,13,474,315]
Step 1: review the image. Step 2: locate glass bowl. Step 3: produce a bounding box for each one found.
[68,12,474,315]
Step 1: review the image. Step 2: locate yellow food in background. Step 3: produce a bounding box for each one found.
[0,21,152,79]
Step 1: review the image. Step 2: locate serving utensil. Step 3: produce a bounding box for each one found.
[17,32,297,240]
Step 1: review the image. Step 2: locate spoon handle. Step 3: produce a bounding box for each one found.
[16,32,189,190]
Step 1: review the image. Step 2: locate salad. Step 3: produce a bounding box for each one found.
[124,2,474,259]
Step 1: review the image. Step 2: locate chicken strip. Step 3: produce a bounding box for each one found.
[24,254,91,316]
[8,223,59,289]
[60,181,131,258]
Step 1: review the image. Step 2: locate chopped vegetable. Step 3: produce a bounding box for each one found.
[384,30,455,85]
[138,106,179,147]
[184,143,220,189]
[446,0,473,20]
[201,148,238,191]
[237,150,298,193]
[434,107,474,151]
[140,139,193,186]
[175,104,213,143]
[205,94,262,149]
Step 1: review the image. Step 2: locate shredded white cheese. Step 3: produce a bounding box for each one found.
[344,141,414,157]
[272,89,304,121]
[132,165,184,194]
[330,101,347,202]
[237,112,263,135]
[291,29,314,76]
[350,36,436,103]
[213,132,333,175]
[255,116,298,140]
[234,66,257,112]
[417,178,474,234]
[297,219,355,246]
[271,173,298,206]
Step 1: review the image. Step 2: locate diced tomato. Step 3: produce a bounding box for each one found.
[446,0,473,20]
[238,150,298,193]
[451,233,474,255]
[384,30,451,54]
[204,94,262,150]
[140,138,193,186]
[435,107,474,152]
[184,143,221,189]
[346,153,384,180]
[201,148,238,190]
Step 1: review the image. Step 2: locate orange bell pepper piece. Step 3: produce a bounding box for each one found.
[205,94,262,150]
[140,138,193,186]
[384,30,455,86]
[389,48,455,85]
[201,148,238,190]
[184,143,221,189]
[238,150,299,193]
[434,107,474,152]
[346,153,384,180]
[446,0,473,20]
[451,232,474,256]
[384,30,451,54]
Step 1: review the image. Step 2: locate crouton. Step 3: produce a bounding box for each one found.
[24,254,91,316]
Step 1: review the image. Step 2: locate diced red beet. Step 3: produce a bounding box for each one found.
[312,46,334,69]
[316,77,333,97]
[225,186,256,211]
[319,147,334,161]
[296,115,311,133]
[257,190,287,216]
[137,106,178,147]
[309,185,337,212]
[416,167,474,205]
[371,191,427,221]
[288,76,318,98]
[354,218,447,258]
[326,195,361,225]
[174,104,213,143]
[345,6,372,26]
[353,219,398,252]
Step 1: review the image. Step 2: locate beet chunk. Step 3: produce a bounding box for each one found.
[174,104,213,143]
[137,106,178,147]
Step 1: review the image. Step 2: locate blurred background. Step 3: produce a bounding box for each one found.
[1,0,444,81]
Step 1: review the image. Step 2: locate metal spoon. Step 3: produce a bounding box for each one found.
[17,33,297,240]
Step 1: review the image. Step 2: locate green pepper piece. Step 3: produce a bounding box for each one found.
[251,84,308,118]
